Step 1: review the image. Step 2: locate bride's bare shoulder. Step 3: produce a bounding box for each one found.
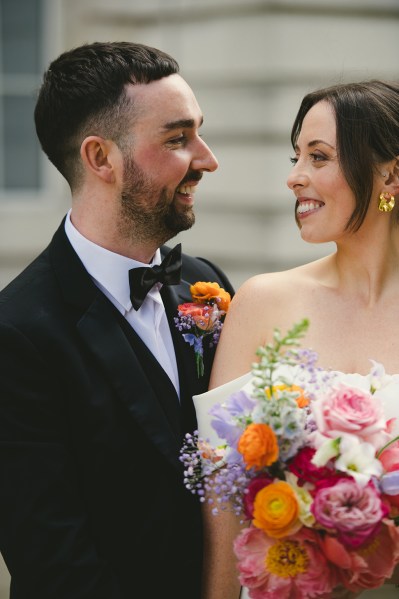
[234,261,318,304]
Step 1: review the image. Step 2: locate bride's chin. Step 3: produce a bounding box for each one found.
[300,233,323,244]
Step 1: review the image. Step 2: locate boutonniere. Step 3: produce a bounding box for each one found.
[174,281,231,377]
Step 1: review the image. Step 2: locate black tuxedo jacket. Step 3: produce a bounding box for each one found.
[0,220,234,599]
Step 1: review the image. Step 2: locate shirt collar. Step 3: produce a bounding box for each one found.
[64,209,162,312]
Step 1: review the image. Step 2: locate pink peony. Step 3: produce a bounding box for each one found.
[234,526,337,598]
[310,383,389,449]
[322,519,399,592]
[311,478,388,548]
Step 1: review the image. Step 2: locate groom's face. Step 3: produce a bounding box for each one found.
[117,74,218,243]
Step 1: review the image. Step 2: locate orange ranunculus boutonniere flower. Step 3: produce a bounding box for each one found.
[190,282,231,312]
[174,281,231,378]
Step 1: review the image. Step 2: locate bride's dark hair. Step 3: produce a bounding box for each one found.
[291,80,399,231]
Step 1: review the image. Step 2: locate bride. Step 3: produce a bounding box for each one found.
[194,80,399,599]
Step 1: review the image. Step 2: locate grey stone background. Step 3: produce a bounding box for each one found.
[0,0,398,595]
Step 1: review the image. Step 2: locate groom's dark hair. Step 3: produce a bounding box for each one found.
[34,41,179,190]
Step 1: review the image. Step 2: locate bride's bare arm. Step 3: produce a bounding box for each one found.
[200,278,270,599]
[201,500,243,599]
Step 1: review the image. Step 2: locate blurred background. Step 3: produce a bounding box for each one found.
[0,0,398,594]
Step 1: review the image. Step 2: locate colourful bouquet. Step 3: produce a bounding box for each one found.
[174,281,231,377]
[181,319,399,597]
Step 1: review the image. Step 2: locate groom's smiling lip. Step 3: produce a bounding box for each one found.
[176,182,199,194]
[175,176,202,204]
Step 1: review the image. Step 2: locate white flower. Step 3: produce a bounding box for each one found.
[311,437,341,467]
[285,472,315,527]
[335,436,383,486]
[369,359,387,393]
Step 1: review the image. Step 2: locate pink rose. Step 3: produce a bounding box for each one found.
[178,302,207,319]
[177,302,212,331]
[379,440,399,472]
[379,441,399,512]
[311,478,388,548]
[310,383,389,448]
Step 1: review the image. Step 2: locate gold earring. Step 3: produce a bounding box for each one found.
[378,192,395,212]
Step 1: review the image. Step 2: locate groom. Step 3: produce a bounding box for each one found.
[0,42,233,599]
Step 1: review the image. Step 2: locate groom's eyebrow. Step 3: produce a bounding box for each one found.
[161,117,204,131]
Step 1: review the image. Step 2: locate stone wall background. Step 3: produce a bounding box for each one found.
[1,0,398,595]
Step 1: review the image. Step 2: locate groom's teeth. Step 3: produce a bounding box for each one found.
[177,185,196,194]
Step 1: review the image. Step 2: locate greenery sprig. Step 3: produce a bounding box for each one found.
[251,318,310,399]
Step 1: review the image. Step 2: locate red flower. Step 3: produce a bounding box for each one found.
[243,475,273,520]
[288,446,333,486]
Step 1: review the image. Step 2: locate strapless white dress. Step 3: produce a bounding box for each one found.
[193,369,399,599]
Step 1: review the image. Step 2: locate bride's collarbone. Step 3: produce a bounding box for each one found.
[313,337,399,376]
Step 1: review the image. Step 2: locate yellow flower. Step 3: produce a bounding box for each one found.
[266,539,309,578]
[265,384,310,408]
[190,281,231,312]
[253,481,301,538]
[237,423,279,470]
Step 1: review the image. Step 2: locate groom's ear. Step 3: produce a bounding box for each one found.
[80,136,119,184]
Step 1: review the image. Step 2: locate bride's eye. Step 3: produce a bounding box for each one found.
[310,152,327,163]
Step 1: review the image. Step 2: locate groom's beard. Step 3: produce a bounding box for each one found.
[119,152,195,245]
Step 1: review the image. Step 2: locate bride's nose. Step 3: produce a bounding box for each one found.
[287,164,309,191]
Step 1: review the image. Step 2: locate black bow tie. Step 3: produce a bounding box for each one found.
[128,243,182,311]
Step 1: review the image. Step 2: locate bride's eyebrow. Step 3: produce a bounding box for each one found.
[294,140,336,152]
[307,139,335,150]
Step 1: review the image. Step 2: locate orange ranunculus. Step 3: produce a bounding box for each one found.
[265,384,310,408]
[237,423,279,470]
[190,281,231,312]
[253,481,301,538]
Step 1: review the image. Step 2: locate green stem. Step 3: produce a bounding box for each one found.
[196,352,204,378]
[376,435,399,458]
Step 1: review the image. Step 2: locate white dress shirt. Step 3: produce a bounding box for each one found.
[64,210,180,396]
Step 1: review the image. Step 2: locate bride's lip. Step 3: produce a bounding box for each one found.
[296,198,325,217]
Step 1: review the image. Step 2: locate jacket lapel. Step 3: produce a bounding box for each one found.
[49,222,182,471]
[76,296,182,470]
[161,278,213,435]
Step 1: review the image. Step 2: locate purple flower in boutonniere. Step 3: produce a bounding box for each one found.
[174,282,231,377]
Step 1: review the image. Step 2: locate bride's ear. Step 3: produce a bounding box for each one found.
[382,156,399,196]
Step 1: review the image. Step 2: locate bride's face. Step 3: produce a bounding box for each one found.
[287,100,356,244]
